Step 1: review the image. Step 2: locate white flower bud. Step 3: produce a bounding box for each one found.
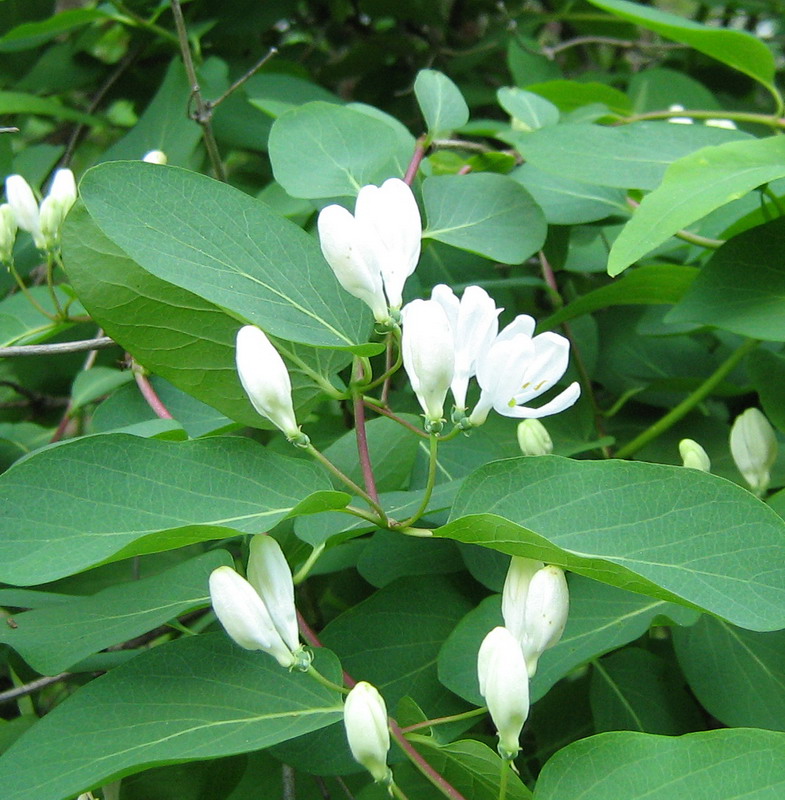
[667,104,693,124]
[705,118,737,130]
[679,438,711,472]
[142,149,168,164]
[730,408,778,495]
[5,174,44,248]
[401,298,455,429]
[477,627,529,759]
[519,565,569,677]
[246,535,299,652]
[517,419,553,456]
[0,203,17,262]
[501,556,544,647]
[235,325,303,441]
[39,169,77,247]
[343,681,391,784]
[208,566,295,668]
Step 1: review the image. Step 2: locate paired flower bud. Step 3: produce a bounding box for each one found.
[517,419,553,456]
[477,626,530,760]
[208,535,304,669]
[235,325,307,444]
[730,408,777,496]
[502,557,569,677]
[318,178,421,324]
[5,169,77,250]
[343,681,392,784]
[679,438,710,472]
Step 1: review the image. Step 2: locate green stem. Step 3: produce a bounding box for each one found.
[762,186,785,217]
[306,444,388,523]
[341,504,387,525]
[390,782,412,800]
[617,108,785,131]
[615,338,758,458]
[7,264,57,320]
[44,252,65,319]
[292,543,325,585]
[399,434,438,528]
[306,665,349,695]
[498,759,510,800]
[400,706,487,733]
[364,398,430,438]
[108,0,180,46]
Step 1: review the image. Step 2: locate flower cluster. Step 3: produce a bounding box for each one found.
[208,534,307,669]
[477,557,569,759]
[2,169,77,255]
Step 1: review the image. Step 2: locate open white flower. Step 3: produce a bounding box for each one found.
[401,298,454,429]
[343,681,391,784]
[235,325,303,441]
[469,323,580,426]
[431,284,501,412]
[318,178,421,321]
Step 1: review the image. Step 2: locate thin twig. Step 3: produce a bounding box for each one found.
[0,336,116,358]
[404,135,427,185]
[170,0,226,181]
[541,35,686,58]
[132,366,174,419]
[206,48,279,110]
[0,673,69,705]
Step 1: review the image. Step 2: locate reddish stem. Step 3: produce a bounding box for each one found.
[134,370,173,419]
[403,136,427,186]
[457,164,472,175]
[353,388,380,505]
[297,610,356,688]
[363,401,428,438]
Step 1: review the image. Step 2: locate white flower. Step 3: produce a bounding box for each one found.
[517,419,553,456]
[667,104,693,124]
[246,535,299,652]
[343,681,391,784]
[318,178,421,321]
[518,565,569,677]
[5,174,43,248]
[730,407,777,495]
[679,438,711,472]
[431,284,501,411]
[501,556,544,648]
[142,149,168,164]
[477,626,529,759]
[0,203,17,262]
[468,321,580,426]
[208,566,295,668]
[235,325,302,441]
[401,298,454,428]
[39,169,77,246]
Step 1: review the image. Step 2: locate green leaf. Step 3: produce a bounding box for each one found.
[497,87,559,131]
[587,0,778,98]
[539,265,697,330]
[0,90,103,125]
[422,173,546,264]
[525,80,633,116]
[0,8,108,52]
[70,366,133,412]
[0,550,231,674]
[437,456,785,631]
[748,349,785,432]
[590,648,704,734]
[438,575,697,706]
[414,69,469,139]
[667,218,785,339]
[0,635,344,800]
[246,73,342,119]
[0,434,349,585]
[79,162,378,354]
[534,729,785,800]
[0,287,73,347]
[508,122,749,190]
[269,101,414,199]
[673,615,785,731]
[607,136,785,275]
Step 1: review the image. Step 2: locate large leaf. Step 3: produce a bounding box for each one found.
[436,456,785,631]
[0,434,349,585]
[534,729,785,800]
[0,635,344,800]
[269,101,414,199]
[587,0,778,98]
[79,162,378,354]
[0,551,231,675]
[607,136,785,275]
[673,615,785,731]
[667,218,785,339]
[508,122,748,190]
[422,173,546,264]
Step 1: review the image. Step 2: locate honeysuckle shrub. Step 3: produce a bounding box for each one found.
[1,1,785,799]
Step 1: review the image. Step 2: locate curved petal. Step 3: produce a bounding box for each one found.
[497,381,581,419]
[514,332,570,404]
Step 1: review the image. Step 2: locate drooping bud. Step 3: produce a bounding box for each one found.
[343,681,392,784]
[39,169,77,247]
[730,408,777,496]
[5,174,44,248]
[519,565,569,677]
[246,535,299,652]
[142,149,168,164]
[679,438,711,472]
[235,325,306,443]
[208,566,295,668]
[501,556,544,647]
[401,298,455,432]
[477,626,529,760]
[517,419,553,456]
[0,203,17,262]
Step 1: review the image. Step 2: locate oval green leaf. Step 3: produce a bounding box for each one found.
[414,69,469,139]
